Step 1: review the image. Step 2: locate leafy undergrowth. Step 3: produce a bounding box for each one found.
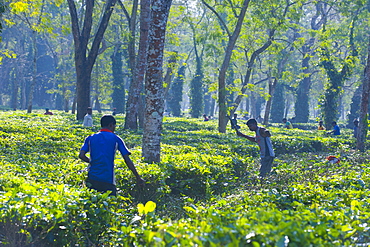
[0,111,369,246]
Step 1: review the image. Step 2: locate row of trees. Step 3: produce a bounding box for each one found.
[1,0,370,159]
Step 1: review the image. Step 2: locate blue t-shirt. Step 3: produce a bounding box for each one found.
[333,125,340,135]
[80,129,130,185]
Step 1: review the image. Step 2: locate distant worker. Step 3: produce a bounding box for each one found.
[353,119,359,139]
[83,107,93,127]
[328,121,340,135]
[203,114,209,121]
[112,108,117,116]
[79,115,145,196]
[282,118,293,129]
[230,113,241,130]
[44,108,53,115]
[236,118,275,178]
[318,120,325,130]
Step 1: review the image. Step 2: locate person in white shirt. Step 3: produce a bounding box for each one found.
[83,107,93,127]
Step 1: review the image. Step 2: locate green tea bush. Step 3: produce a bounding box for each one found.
[0,111,369,246]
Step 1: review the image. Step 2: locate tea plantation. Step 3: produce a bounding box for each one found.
[0,111,369,246]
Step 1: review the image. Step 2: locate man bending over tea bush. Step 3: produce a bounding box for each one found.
[79,115,145,196]
[236,118,275,177]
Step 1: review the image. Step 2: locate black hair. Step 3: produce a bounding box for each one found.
[101,115,116,127]
[282,118,287,121]
[246,118,257,126]
[332,121,337,125]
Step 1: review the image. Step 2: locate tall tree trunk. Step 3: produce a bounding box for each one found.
[163,52,178,98]
[217,0,250,133]
[190,55,204,118]
[111,45,125,113]
[320,16,358,129]
[228,2,296,122]
[202,0,250,132]
[167,65,185,117]
[295,2,325,123]
[94,72,101,113]
[294,45,311,123]
[67,0,117,120]
[63,86,69,113]
[27,31,37,113]
[270,82,285,123]
[21,78,27,109]
[71,93,76,114]
[125,0,151,130]
[357,35,370,151]
[263,77,276,125]
[348,85,362,128]
[12,65,20,110]
[264,53,289,125]
[142,0,172,162]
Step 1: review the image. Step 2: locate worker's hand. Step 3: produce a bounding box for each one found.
[136,177,146,186]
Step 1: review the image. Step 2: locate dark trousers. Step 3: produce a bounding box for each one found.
[86,178,117,196]
[259,156,274,177]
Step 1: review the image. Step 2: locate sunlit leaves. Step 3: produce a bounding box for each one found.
[9,1,28,13]
[0,49,17,64]
[137,201,157,215]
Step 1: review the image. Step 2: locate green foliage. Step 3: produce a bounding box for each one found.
[0,111,370,245]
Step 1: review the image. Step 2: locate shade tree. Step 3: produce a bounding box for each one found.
[67,0,117,120]
[6,0,61,113]
[222,0,304,126]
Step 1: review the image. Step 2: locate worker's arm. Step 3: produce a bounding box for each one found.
[79,150,90,163]
[123,154,145,186]
[236,129,256,142]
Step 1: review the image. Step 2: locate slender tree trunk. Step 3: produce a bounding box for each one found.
[71,93,77,114]
[21,78,26,109]
[63,86,69,112]
[295,1,325,122]
[94,72,101,113]
[125,0,151,130]
[190,55,204,118]
[230,33,274,118]
[27,31,37,113]
[357,35,370,151]
[142,0,172,162]
[263,77,276,125]
[217,0,250,133]
[111,45,125,113]
[12,65,20,110]
[202,0,250,132]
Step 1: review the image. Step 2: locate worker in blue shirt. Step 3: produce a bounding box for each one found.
[328,121,340,135]
[79,115,145,196]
